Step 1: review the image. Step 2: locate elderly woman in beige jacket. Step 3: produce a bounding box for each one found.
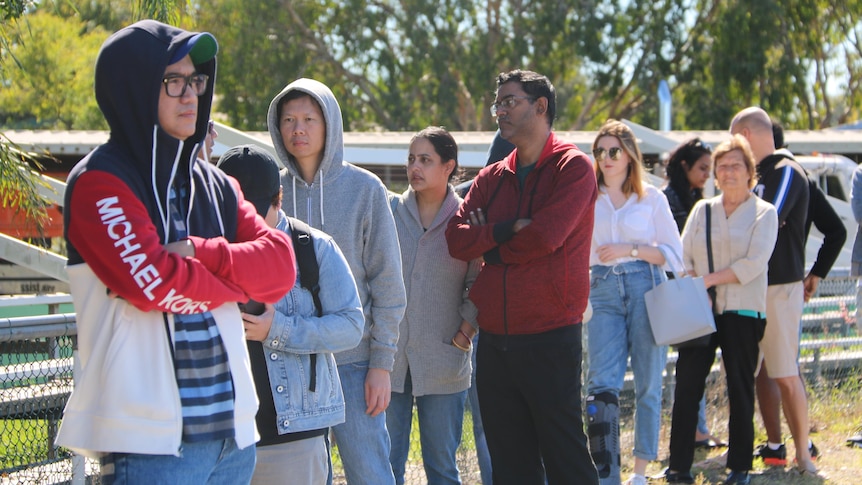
[387,127,480,485]
[662,135,778,485]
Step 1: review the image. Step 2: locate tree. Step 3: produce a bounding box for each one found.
[0,0,187,228]
[673,0,862,130]
[1,1,53,226]
[0,12,107,129]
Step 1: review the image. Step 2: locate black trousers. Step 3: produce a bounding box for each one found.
[477,325,598,485]
[668,313,766,472]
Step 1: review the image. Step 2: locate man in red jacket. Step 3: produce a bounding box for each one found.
[446,69,598,485]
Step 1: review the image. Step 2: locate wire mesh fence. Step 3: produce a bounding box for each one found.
[0,335,80,484]
[1,274,860,484]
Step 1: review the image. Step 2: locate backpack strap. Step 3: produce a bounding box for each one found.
[287,217,322,317]
[286,217,321,392]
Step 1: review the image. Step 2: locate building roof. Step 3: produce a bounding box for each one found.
[6,120,861,169]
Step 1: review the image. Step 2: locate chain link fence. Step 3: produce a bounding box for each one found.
[2,275,860,484]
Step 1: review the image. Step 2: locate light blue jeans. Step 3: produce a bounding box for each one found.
[587,262,668,466]
[331,361,396,485]
[468,335,493,485]
[101,439,255,485]
[387,370,467,485]
[697,395,709,436]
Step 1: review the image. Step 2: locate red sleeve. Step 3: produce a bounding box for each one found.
[498,153,597,264]
[67,172,287,313]
[190,177,296,304]
[445,166,502,261]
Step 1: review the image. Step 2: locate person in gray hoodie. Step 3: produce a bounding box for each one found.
[267,78,407,485]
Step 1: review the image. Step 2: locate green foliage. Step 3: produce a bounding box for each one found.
[0,132,51,228]
[0,11,107,130]
[4,0,862,135]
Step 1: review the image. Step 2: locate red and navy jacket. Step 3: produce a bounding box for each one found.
[446,132,597,337]
[63,20,295,314]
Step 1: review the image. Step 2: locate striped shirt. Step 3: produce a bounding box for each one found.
[170,184,235,442]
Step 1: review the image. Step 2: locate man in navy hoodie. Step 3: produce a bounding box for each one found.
[56,21,296,484]
[730,107,817,477]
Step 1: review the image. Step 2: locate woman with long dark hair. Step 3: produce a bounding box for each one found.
[662,138,725,449]
[663,138,713,231]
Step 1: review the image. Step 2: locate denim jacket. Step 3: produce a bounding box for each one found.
[261,211,364,435]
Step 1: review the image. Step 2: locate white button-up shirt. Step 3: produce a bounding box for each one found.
[590,184,683,272]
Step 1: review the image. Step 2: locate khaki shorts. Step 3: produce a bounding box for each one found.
[251,435,329,485]
[760,281,804,378]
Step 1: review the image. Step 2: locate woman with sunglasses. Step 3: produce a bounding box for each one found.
[586,120,682,485]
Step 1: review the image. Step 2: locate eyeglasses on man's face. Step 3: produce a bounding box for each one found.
[162,73,209,98]
[489,95,535,117]
[592,147,624,162]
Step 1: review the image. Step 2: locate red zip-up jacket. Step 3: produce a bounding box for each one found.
[446,132,597,336]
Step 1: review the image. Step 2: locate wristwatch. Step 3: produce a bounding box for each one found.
[630,243,639,258]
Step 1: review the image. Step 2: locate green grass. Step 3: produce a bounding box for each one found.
[330,404,480,484]
[643,377,862,484]
[0,419,50,471]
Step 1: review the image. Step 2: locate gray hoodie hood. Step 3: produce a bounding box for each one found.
[268,78,346,182]
[265,79,406,369]
[267,78,348,227]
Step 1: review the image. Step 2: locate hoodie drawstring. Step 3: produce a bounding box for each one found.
[152,126,171,243]
[290,170,325,229]
[151,127,226,242]
[204,167,226,236]
[195,144,226,236]
[318,168,324,227]
[291,176,298,220]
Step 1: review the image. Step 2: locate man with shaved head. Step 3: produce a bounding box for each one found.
[730,107,818,477]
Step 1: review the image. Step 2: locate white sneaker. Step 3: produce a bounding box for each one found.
[623,474,647,485]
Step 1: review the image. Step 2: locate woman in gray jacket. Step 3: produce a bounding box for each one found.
[387,127,480,485]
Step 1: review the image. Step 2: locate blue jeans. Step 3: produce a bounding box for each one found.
[697,395,709,435]
[101,439,255,485]
[331,361,396,485]
[387,370,467,485]
[468,335,493,485]
[587,262,668,467]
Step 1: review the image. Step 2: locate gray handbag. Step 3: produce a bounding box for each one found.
[644,217,716,346]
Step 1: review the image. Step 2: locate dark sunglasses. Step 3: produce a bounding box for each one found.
[690,138,713,153]
[592,147,624,161]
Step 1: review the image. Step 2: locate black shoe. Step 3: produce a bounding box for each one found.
[753,442,787,466]
[694,438,727,449]
[807,440,820,460]
[651,468,694,484]
[847,430,862,448]
[724,470,750,485]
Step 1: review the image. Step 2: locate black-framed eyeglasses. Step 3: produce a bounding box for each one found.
[592,147,624,161]
[162,73,209,98]
[490,95,535,117]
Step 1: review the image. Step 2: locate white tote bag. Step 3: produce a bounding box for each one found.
[644,245,716,346]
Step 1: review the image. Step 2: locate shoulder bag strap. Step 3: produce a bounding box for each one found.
[705,202,716,302]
